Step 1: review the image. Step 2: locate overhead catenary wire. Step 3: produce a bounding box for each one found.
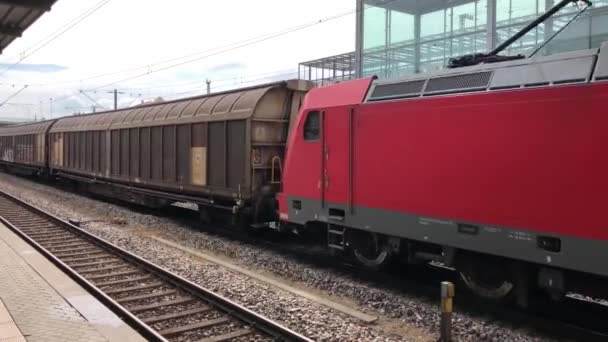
[0,0,112,77]
[28,0,397,114]
[78,90,108,110]
[106,67,299,93]
[88,6,369,90]
[18,0,396,90]
[0,86,29,108]
[1,0,109,62]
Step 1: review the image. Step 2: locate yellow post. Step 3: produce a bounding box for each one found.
[440,281,455,342]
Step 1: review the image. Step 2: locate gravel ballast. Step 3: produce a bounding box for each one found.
[0,173,559,341]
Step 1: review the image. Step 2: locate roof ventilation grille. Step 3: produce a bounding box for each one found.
[368,79,426,101]
[424,71,493,95]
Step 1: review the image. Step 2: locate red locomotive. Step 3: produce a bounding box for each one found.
[279,48,608,303]
[1,0,606,305]
[279,0,607,304]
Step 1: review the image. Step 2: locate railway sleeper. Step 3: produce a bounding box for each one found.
[117,289,178,304]
[17,227,61,233]
[34,235,78,243]
[86,270,142,281]
[142,306,212,324]
[94,275,153,287]
[48,244,97,252]
[19,231,68,238]
[58,250,106,258]
[40,239,84,247]
[198,328,254,342]
[68,259,123,268]
[104,282,165,295]
[54,249,102,257]
[127,297,196,313]
[10,222,54,229]
[77,264,133,274]
[158,317,230,337]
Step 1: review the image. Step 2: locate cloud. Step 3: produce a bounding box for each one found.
[207,62,247,73]
[0,63,68,73]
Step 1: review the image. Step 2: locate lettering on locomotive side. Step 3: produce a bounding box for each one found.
[508,231,534,242]
[419,217,454,226]
[483,227,502,233]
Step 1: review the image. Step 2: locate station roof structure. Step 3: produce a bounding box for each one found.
[0,0,57,54]
[367,0,478,15]
[299,52,356,73]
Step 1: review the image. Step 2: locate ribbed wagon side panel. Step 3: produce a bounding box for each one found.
[101,131,107,176]
[140,127,151,180]
[130,128,139,179]
[227,120,246,190]
[41,80,313,206]
[73,133,78,169]
[2,137,7,161]
[111,130,120,176]
[71,132,76,169]
[120,129,129,176]
[79,132,86,171]
[49,133,63,168]
[151,127,162,180]
[162,125,176,182]
[65,133,70,168]
[87,131,93,172]
[92,131,99,173]
[208,122,225,187]
[0,120,57,168]
[176,124,190,184]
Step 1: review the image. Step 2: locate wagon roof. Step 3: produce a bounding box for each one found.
[49,80,312,133]
[0,119,56,136]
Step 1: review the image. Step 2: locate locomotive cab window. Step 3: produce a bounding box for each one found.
[303,111,320,141]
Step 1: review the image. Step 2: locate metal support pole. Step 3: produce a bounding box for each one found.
[414,14,421,73]
[440,281,455,342]
[487,0,497,51]
[113,89,118,110]
[206,79,211,94]
[355,0,364,78]
[544,0,555,55]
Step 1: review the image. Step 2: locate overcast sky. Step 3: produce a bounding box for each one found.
[0,0,355,120]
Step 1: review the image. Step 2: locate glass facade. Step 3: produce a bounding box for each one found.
[358,0,608,78]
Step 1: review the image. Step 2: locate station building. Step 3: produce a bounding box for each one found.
[299,0,608,81]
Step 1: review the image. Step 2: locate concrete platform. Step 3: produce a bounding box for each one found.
[0,222,147,342]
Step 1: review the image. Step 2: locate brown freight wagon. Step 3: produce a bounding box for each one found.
[0,120,55,174]
[48,80,312,222]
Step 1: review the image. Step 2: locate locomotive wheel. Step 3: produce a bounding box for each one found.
[459,256,516,301]
[351,232,392,270]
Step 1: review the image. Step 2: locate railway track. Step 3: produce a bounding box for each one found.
[125,200,608,342]
[0,190,311,342]
[3,175,608,342]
